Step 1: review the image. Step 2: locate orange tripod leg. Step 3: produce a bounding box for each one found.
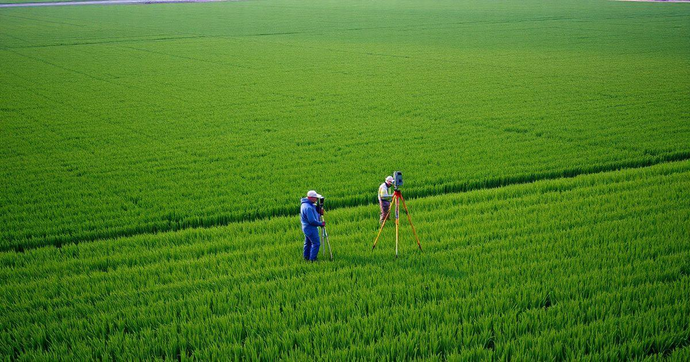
[400,194,422,251]
[372,197,394,250]
[395,194,399,258]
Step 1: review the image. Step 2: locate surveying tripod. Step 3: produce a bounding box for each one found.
[372,189,422,257]
[318,205,333,260]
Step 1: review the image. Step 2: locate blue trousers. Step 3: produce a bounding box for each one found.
[303,227,321,261]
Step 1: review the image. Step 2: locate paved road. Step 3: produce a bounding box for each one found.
[0,0,234,8]
[618,0,690,2]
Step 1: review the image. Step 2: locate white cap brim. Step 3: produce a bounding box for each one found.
[307,190,321,198]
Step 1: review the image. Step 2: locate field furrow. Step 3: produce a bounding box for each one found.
[2,160,689,359]
[2,0,689,251]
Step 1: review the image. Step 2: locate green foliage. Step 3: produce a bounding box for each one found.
[1,161,689,359]
[1,0,689,359]
[1,0,689,250]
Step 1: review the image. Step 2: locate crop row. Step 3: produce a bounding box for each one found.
[2,160,689,360]
[2,0,689,250]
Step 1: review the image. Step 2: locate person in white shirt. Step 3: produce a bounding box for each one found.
[378,176,394,224]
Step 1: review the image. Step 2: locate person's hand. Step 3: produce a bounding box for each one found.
[321,221,326,227]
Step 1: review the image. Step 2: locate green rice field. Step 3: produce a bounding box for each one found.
[1,0,689,359]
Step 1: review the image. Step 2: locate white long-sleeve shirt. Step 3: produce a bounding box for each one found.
[378,182,393,202]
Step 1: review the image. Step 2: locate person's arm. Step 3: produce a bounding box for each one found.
[307,206,324,226]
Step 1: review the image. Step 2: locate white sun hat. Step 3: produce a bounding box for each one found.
[385,176,394,183]
[307,190,322,198]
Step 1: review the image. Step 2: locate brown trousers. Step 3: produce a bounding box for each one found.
[379,200,391,224]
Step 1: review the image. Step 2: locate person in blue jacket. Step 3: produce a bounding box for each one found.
[301,190,325,261]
